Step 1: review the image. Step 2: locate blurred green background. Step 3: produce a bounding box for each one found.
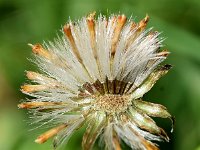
[0,0,200,150]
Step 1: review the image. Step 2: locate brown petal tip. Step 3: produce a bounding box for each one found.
[35,124,67,144]
[28,43,51,59]
[138,14,150,31]
[21,85,47,93]
[18,103,26,109]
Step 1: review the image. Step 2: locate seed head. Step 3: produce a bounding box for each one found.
[19,12,174,150]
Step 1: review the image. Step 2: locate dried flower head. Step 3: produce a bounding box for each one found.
[18,12,174,150]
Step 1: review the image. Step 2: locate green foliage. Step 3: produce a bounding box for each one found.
[0,0,200,150]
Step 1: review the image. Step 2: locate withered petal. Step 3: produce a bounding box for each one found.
[130,64,172,99]
[127,125,160,150]
[82,113,106,150]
